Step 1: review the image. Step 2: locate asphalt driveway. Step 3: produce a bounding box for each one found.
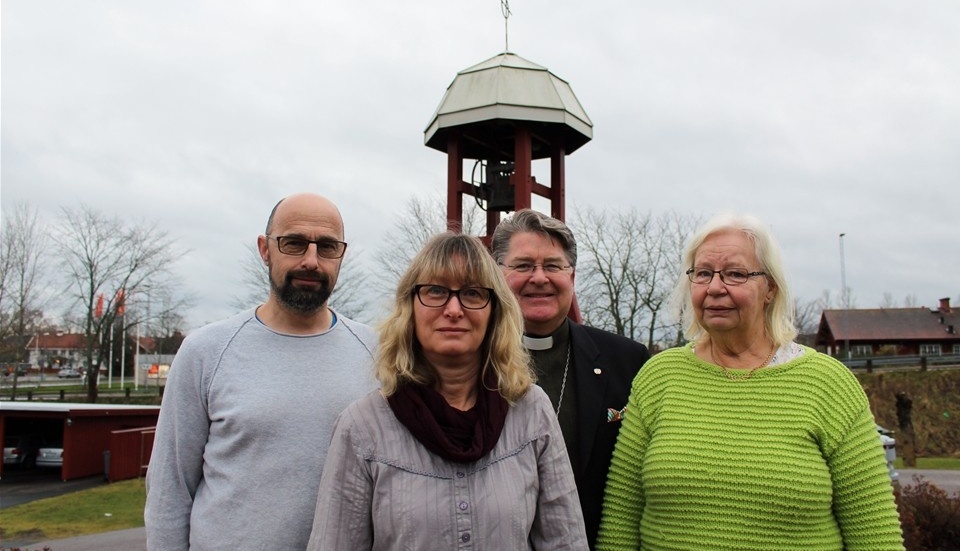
[0,467,106,509]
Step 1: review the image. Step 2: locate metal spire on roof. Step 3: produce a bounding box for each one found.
[501,0,511,52]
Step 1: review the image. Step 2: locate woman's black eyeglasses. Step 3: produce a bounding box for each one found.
[414,284,493,309]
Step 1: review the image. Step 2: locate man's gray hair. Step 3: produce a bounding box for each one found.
[491,209,578,267]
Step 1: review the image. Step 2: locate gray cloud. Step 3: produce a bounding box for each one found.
[3,0,958,329]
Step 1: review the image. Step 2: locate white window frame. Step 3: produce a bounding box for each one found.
[919,343,942,356]
[851,344,873,356]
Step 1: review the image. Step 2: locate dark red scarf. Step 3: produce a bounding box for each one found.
[387,372,509,463]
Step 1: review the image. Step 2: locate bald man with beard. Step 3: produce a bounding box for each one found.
[145,193,377,550]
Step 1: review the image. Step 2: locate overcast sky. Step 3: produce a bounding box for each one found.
[3,0,958,332]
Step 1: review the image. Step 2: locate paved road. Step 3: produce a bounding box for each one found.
[898,468,960,495]
[2,469,957,550]
[3,527,147,551]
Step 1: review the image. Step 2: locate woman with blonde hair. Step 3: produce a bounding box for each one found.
[598,212,903,551]
[308,232,587,550]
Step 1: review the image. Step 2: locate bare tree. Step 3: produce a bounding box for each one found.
[794,297,822,335]
[574,208,650,341]
[136,295,189,356]
[328,250,375,323]
[232,242,376,324]
[879,292,898,309]
[0,214,19,356]
[0,219,14,331]
[573,208,699,350]
[639,211,698,349]
[231,243,270,312]
[840,285,857,309]
[0,203,49,363]
[56,205,187,402]
[817,289,836,311]
[903,293,918,308]
[374,194,485,294]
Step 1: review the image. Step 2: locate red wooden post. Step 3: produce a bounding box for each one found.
[446,133,463,233]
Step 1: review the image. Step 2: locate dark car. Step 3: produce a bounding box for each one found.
[3,435,43,469]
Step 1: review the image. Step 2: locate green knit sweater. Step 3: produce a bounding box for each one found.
[597,344,904,551]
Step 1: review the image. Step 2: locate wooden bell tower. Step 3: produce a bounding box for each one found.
[424,52,593,241]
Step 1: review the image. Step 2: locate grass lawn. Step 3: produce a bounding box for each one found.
[0,478,145,543]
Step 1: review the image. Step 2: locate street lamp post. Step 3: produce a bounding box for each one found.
[839,233,849,359]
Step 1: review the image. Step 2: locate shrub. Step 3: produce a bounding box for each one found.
[896,477,960,551]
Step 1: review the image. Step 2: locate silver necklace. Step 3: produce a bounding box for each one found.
[555,345,571,416]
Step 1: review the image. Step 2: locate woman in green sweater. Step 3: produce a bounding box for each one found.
[597,213,903,551]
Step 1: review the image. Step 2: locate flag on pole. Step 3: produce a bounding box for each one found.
[116,289,126,316]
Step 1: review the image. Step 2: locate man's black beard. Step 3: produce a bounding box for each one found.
[271,269,332,314]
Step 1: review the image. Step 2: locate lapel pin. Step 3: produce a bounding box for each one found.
[607,406,626,422]
[594,368,602,375]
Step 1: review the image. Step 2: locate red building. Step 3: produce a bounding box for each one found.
[0,401,159,481]
[816,297,959,357]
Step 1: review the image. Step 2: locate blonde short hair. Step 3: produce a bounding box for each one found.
[376,233,534,402]
[669,212,797,346]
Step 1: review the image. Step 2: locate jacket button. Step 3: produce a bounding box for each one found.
[461,533,471,542]
[458,501,468,511]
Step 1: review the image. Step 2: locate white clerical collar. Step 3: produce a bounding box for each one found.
[523,335,554,351]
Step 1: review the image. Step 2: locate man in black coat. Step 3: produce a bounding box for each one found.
[492,210,650,549]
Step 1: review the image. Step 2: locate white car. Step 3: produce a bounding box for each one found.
[36,438,64,469]
[3,435,42,469]
[877,425,898,481]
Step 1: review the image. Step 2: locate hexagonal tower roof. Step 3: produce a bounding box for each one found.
[424,52,593,160]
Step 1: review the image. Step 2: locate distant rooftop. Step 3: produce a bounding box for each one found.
[26,333,86,350]
[819,299,959,342]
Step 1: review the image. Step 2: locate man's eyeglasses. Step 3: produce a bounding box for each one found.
[499,262,572,274]
[686,267,767,286]
[414,284,493,310]
[267,235,347,259]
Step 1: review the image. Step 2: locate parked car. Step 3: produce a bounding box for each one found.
[3,364,28,377]
[3,434,42,469]
[877,425,898,481]
[36,437,64,469]
[57,368,82,379]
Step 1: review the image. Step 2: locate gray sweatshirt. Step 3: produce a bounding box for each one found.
[145,309,377,550]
